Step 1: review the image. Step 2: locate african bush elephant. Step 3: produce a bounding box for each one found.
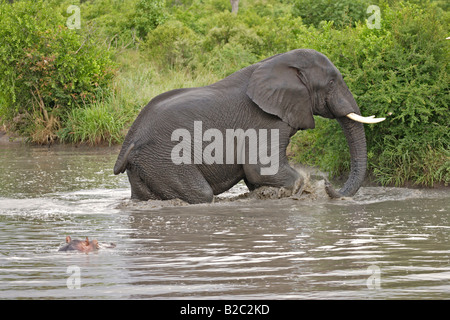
[114,49,384,204]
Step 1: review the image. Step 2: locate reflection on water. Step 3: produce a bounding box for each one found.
[0,144,448,299]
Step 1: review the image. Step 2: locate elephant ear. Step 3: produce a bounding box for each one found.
[246,53,315,130]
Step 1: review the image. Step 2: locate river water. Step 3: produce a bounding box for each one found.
[0,144,448,300]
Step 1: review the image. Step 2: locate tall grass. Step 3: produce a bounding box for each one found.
[58,50,221,145]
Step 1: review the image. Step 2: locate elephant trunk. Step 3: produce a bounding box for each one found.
[325,116,367,198]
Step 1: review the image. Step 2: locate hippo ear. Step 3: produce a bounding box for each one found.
[66,236,71,243]
[85,237,90,245]
[246,51,315,130]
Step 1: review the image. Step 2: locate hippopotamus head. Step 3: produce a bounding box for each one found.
[58,236,100,253]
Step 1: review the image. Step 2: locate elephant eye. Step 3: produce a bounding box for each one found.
[329,80,335,86]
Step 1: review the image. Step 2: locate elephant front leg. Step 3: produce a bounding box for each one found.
[243,162,305,199]
[243,177,256,191]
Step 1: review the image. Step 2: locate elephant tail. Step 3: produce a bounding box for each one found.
[114,143,135,175]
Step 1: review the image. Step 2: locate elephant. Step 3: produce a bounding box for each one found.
[114,49,384,204]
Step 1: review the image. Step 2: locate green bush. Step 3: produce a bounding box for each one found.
[199,12,262,75]
[79,0,139,49]
[250,14,309,56]
[133,0,168,39]
[142,11,263,76]
[202,13,262,53]
[0,0,115,143]
[292,0,370,28]
[142,20,200,69]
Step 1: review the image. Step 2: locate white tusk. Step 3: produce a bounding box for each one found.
[346,112,385,124]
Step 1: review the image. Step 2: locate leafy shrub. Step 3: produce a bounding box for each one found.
[252,15,313,56]
[143,11,262,76]
[292,0,370,28]
[199,12,262,75]
[203,42,259,77]
[133,0,168,39]
[79,0,139,49]
[202,13,262,53]
[0,0,115,143]
[142,20,200,69]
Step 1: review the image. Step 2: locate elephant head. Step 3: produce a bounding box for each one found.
[246,49,384,197]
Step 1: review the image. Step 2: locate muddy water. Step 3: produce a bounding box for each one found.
[0,144,448,299]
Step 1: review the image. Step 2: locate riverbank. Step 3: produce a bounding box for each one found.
[0,127,125,152]
[0,128,25,145]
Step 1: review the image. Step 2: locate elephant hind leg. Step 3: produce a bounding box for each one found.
[130,181,159,201]
[131,161,214,204]
[126,167,159,201]
[180,183,214,204]
[161,165,214,204]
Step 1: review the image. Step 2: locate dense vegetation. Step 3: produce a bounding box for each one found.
[0,0,448,187]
